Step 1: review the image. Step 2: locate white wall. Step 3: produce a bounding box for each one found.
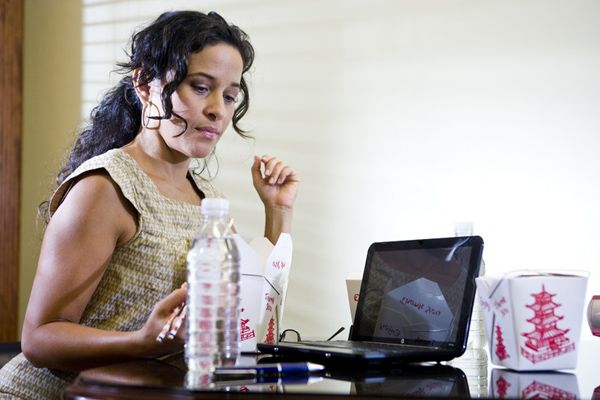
[82,0,600,340]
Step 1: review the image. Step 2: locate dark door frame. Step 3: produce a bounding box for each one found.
[0,0,23,341]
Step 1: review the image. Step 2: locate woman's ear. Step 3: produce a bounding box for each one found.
[133,68,162,130]
[132,68,151,105]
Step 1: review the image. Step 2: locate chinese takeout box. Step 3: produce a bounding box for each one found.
[346,273,362,321]
[233,233,292,352]
[490,369,579,399]
[476,271,588,371]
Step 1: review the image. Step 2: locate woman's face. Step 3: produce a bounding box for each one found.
[151,43,244,159]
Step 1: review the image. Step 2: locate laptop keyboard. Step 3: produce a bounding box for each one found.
[303,340,431,354]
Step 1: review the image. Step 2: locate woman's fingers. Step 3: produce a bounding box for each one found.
[156,286,187,317]
[251,155,263,186]
[254,155,296,185]
[153,286,187,342]
[267,160,285,184]
[156,305,182,342]
[276,165,298,185]
[166,304,187,340]
[135,285,189,358]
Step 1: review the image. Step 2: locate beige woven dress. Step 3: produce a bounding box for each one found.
[0,149,223,399]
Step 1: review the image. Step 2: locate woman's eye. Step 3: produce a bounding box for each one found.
[192,85,209,94]
[224,94,239,104]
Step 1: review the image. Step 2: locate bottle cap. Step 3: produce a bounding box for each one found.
[200,198,230,215]
[454,221,474,236]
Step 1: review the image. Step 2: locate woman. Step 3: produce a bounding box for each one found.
[0,10,299,399]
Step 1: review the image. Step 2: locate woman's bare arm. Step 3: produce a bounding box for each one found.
[21,172,185,372]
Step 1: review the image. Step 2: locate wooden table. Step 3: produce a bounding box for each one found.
[65,341,600,399]
[64,356,470,399]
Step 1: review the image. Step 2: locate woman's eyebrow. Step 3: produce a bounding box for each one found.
[187,71,241,88]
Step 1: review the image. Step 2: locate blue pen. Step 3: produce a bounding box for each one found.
[212,374,324,387]
[214,362,324,377]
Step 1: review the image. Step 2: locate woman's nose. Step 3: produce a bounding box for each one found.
[203,93,225,121]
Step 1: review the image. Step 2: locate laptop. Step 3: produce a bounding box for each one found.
[258,236,484,366]
[333,364,470,398]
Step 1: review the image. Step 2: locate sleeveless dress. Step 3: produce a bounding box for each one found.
[0,149,223,399]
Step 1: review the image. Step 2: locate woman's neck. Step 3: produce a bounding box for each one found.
[122,130,205,206]
[123,130,191,184]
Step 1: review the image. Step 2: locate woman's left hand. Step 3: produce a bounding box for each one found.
[251,155,300,210]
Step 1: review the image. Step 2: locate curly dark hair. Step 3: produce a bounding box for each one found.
[40,10,254,220]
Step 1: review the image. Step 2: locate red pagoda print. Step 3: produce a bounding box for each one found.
[495,376,511,399]
[495,325,509,361]
[265,317,276,344]
[520,285,575,364]
[521,380,576,400]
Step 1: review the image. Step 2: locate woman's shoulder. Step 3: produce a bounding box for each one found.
[45,165,138,247]
[74,149,136,176]
[52,170,134,219]
[48,149,143,218]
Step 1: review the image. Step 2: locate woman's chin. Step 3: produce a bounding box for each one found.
[187,146,216,160]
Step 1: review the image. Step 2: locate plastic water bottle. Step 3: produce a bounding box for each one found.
[185,198,240,387]
[454,222,486,349]
[451,221,487,398]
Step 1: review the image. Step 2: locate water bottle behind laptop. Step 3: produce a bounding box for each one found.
[454,222,486,350]
[451,221,487,398]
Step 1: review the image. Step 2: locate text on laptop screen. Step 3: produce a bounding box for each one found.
[353,238,477,346]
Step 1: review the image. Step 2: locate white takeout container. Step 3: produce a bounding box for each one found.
[476,271,588,371]
[490,369,579,399]
[234,233,292,352]
[346,273,362,321]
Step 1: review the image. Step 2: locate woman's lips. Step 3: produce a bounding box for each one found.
[195,126,219,140]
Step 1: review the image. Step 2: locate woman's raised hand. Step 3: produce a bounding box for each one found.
[251,155,300,210]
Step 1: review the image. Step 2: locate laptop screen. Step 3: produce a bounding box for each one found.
[352,236,483,349]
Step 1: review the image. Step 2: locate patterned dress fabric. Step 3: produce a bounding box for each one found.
[0,149,222,399]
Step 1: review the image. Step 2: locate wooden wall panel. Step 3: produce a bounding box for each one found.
[0,0,22,342]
